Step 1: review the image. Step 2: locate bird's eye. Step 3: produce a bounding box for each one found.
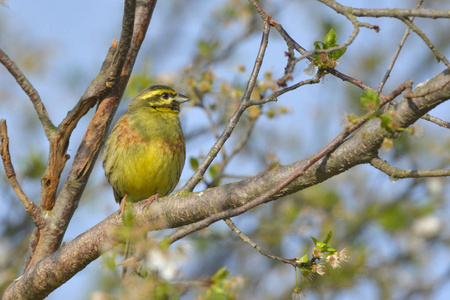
[161,93,169,100]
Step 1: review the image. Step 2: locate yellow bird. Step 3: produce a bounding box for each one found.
[103,85,188,205]
[103,85,188,276]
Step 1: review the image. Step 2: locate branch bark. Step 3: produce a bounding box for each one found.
[0,120,46,228]
[317,0,450,19]
[0,49,56,139]
[4,67,450,300]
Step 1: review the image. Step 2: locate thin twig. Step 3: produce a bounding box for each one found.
[401,17,450,68]
[381,80,413,103]
[0,120,45,228]
[0,48,56,140]
[378,0,424,94]
[352,7,450,19]
[182,15,271,192]
[371,157,450,178]
[194,89,228,161]
[224,218,298,266]
[421,114,450,129]
[277,44,296,86]
[248,75,321,106]
[209,116,258,187]
[326,68,373,91]
[226,116,258,163]
[318,0,450,19]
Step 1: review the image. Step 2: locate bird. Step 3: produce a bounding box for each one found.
[103,84,189,277]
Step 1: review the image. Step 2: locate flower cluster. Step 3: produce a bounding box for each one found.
[293,232,350,296]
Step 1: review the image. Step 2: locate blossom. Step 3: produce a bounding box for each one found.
[326,248,349,269]
[326,253,340,269]
[311,247,325,259]
[291,288,306,300]
[313,262,326,276]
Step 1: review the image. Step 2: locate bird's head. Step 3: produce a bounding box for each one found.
[128,85,189,114]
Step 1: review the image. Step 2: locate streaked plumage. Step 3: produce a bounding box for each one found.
[103,85,188,204]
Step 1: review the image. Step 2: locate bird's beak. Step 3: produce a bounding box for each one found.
[175,93,190,103]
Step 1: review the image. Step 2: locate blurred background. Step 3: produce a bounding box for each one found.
[1,0,449,299]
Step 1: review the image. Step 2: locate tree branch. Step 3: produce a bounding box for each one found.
[0,120,46,228]
[0,48,56,139]
[224,218,297,266]
[378,0,424,94]
[370,157,450,179]
[421,114,450,129]
[401,17,450,68]
[318,0,450,19]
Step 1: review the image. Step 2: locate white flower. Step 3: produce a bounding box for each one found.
[412,215,443,239]
[144,241,192,280]
[337,248,349,262]
[313,262,326,276]
[291,289,306,300]
[326,253,340,269]
[303,62,316,75]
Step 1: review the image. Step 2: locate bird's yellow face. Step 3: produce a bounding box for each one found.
[128,85,189,115]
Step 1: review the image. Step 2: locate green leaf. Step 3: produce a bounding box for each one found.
[190,157,199,170]
[379,114,392,131]
[329,47,347,60]
[323,231,333,244]
[211,266,229,283]
[209,163,220,179]
[297,253,309,263]
[310,236,320,245]
[317,241,327,248]
[123,205,135,227]
[102,254,117,270]
[313,41,324,50]
[360,90,380,111]
[324,29,337,48]
[311,236,327,248]
[325,247,336,253]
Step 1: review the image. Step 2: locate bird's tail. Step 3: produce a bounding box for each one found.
[121,238,136,278]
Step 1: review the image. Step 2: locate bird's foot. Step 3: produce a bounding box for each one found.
[143,192,159,206]
[119,194,128,215]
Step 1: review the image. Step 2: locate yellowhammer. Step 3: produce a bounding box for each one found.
[103,85,188,206]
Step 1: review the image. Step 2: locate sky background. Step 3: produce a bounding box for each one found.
[1,0,450,299]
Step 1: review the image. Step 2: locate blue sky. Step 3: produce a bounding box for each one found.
[1,1,450,299]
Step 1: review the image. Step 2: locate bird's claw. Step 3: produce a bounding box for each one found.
[144,192,159,206]
[119,194,128,215]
